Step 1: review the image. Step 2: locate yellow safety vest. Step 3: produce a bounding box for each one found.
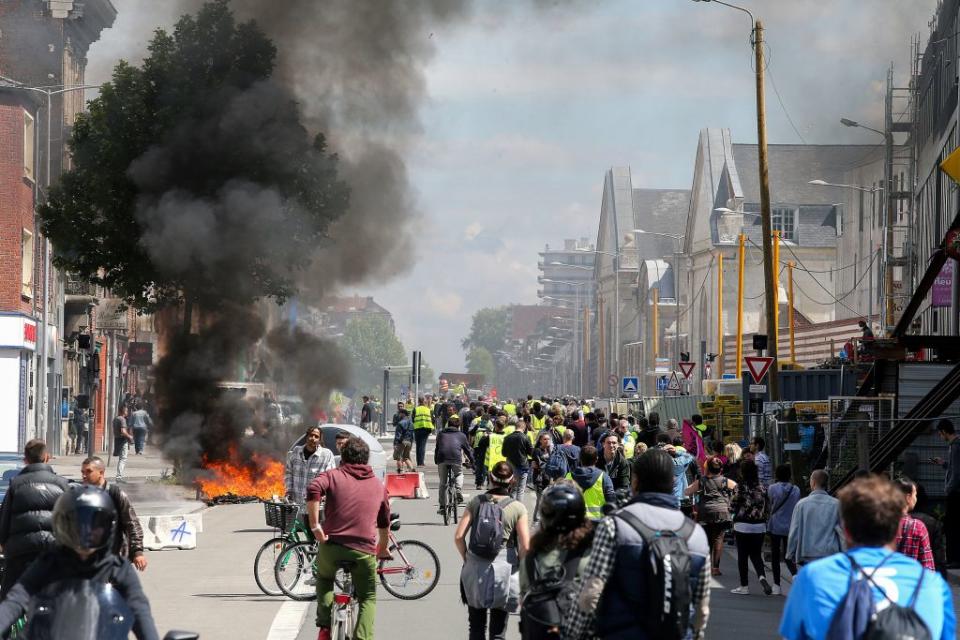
[581,405,590,415]
[531,415,546,432]
[473,427,489,448]
[413,406,433,430]
[527,430,538,447]
[503,425,516,435]
[503,403,517,416]
[623,432,636,459]
[567,471,607,520]
[553,424,566,439]
[485,433,506,467]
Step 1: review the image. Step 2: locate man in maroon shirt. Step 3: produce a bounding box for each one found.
[306,436,391,640]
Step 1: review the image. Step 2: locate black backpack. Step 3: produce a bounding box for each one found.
[616,510,696,640]
[468,495,514,559]
[520,549,585,639]
[826,553,931,640]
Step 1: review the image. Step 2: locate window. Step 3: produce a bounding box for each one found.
[772,207,796,241]
[23,111,35,181]
[21,229,33,299]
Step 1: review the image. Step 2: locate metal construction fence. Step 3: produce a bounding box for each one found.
[703,398,958,498]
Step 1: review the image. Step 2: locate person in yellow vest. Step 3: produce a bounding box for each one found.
[469,409,492,490]
[503,416,517,435]
[503,400,517,417]
[412,397,434,468]
[479,417,508,472]
[564,445,615,520]
[529,402,546,434]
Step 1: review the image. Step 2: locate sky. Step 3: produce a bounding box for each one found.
[85,0,939,375]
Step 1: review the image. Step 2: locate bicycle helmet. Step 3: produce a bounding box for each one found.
[52,485,116,554]
[538,482,586,534]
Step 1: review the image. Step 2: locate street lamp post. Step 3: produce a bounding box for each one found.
[1,78,101,442]
[693,0,779,402]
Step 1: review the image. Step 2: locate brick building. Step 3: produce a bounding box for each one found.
[0,0,116,453]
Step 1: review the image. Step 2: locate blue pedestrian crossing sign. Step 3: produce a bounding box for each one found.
[621,376,639,394]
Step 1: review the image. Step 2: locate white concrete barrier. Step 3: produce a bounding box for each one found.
[414,472,429,499]
[139,512,203,550]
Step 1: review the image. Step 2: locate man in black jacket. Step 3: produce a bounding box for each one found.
[502,419,533,500]
[434,415,474,514]
[0,439,69,595]
[81,456,148,571]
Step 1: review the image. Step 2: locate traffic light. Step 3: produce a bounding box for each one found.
[680,351,690,362]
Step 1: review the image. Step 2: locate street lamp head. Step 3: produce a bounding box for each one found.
[840,118,859,128]
[808,179,828,186]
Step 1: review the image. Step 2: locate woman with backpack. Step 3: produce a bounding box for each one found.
[685,455,737,576]
[519,482,594,640]
[531,432,554,524]
[767,464,800,594]
[455,461,531,640]
[730,459,772,595]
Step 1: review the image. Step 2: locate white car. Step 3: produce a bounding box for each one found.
[290,424,387,481]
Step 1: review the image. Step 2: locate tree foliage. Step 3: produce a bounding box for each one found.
[466,346,495,382]
[339,315,407,393]
[461,307,509,355]
[40,1,349,311]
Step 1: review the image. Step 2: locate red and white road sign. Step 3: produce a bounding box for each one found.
[678,362,696,379]
[744,356,775,384]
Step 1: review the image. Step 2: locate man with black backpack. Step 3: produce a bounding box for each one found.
[780,474,955,640]
[568,448,710,640]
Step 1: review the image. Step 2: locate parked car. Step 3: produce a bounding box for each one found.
[290,424,387,481]
[0,453,23,505]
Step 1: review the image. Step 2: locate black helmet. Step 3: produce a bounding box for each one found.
[538,482,586,533]
[52,485,116,554]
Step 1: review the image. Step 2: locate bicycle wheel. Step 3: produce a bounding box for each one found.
[378,539,441,600]
[254,537,289,596]
[275,540,318,601]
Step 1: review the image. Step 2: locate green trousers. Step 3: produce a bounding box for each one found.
[314,542,378,639]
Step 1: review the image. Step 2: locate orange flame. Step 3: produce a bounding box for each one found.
[197,447,285,499]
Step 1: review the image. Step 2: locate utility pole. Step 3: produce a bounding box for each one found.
[753,19,780,403]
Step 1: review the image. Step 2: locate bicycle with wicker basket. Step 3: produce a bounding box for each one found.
[254,500,313,596]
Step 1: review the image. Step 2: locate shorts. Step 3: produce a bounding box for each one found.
[393,441,412,461]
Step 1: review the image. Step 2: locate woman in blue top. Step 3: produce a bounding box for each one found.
[780,474,955,640]
[767,464,800,595]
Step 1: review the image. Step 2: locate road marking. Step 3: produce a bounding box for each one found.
[266,599,310,640]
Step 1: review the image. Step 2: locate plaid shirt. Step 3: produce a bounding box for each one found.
[567,511,711,639]
[895,515,935,571]
[284,445,335,504]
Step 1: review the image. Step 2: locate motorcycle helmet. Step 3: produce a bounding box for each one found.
[538,482,586,534]
[52,485,117,554]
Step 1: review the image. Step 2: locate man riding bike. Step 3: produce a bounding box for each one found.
[434,414,475,515]
[306,437,391,640]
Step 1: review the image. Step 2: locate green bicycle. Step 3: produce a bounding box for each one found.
[254,501,312,596]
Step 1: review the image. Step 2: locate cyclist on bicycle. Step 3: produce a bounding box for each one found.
[306,436,391,640]
[434,414,474,515]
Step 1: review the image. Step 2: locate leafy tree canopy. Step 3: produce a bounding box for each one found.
[466,346,495,383]
[461,307,509,355]
[339,315,407,393]
[40,0,349,311]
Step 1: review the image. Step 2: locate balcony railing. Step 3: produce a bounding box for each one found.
[65,276,97,297]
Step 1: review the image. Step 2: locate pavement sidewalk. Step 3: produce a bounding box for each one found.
[50,446,175,483]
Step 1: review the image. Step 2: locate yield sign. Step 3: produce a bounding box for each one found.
[678,362,696,379]
[667,372,682,391]
[744,356,775,384]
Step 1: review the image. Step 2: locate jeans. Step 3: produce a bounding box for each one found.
[473,458,487,489]
[735,531,767,587]
[133,428,147,454]
[511,466,529,501]
[533,487,544,523]
[769,533,797,585]
[115,438,130,481]
[314,542,377,639]
[467,606,508,640]
[414,429,431,466]
[438,463,463,508]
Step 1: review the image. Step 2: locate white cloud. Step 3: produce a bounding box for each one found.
[425,289,463,319]
[464,222,484,240]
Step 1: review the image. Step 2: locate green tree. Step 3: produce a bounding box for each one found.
[466,347,495,383]
[340,315,407,392]
[39,1,349,313]
[461,307,509,355]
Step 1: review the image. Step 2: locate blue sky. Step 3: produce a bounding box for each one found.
[88,0,937,374]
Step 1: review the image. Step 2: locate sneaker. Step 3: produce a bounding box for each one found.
[731,586,750,595]
[317,628,331,640]
[759,576,772,595]
[770,584,782,596]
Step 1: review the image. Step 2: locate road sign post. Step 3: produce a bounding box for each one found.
[678,362,696,379]
[621,376,639,395]
[667,372,681,394]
